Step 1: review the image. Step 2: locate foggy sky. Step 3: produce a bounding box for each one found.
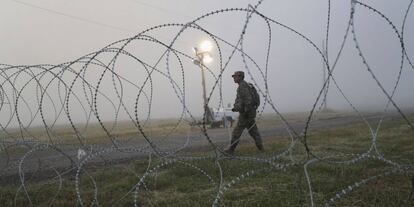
[0,0,413,126]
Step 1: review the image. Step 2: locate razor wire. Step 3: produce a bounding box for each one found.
[0,0,414,206]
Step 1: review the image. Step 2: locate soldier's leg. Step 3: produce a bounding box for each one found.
[247,120,264,151]
[226,115,250,153]
[227,122,244,152]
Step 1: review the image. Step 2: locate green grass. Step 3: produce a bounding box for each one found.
[1,114,413,206]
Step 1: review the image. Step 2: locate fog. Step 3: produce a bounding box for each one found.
[0,0,413,127]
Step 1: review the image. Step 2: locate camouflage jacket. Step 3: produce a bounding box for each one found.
[233,80,254,114]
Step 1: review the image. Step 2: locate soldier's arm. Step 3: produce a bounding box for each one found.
[239,84,252,112]
[233,87,243,112]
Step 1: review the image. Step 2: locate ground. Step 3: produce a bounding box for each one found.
[0,110,413,206]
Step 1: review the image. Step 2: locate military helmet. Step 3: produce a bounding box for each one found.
[231,71,244,78]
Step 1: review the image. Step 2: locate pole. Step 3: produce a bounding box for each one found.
[200,63,207,110]
[193,45,213,124]
[199,62,212,123]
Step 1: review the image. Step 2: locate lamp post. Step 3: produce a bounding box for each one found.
[193,40,213,123]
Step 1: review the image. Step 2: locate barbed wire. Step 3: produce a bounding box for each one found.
[1,0,413,206]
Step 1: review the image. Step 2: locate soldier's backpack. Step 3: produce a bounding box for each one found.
[248,83,260,109]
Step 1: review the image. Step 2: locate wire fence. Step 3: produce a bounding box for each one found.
[0,0,413,206]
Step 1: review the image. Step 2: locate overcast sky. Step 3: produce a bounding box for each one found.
[0,0,413,126]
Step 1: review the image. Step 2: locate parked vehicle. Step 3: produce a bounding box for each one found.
[190,106,237,128]
[210,107,237,128]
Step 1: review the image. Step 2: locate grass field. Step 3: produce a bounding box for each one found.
[0,113,413,206]
[0,110,372,145]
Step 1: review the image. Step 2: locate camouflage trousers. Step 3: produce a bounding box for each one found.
[228,113,263,152]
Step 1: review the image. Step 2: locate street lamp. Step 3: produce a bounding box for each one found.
[193,40,213,123]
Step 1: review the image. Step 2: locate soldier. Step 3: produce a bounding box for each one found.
[224,71,264,155]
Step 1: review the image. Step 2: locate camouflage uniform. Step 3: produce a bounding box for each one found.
[227,80,263,152]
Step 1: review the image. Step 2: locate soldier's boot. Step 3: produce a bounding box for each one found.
[224,142,238,155]
[224,138,239,155]
[256,143,265,152]
[223,148,235,155]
